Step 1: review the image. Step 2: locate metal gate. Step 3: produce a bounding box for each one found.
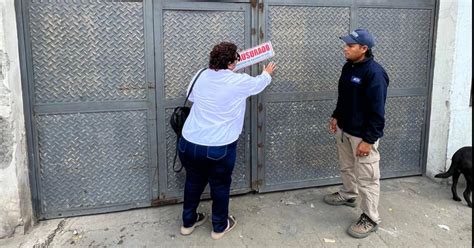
[154,1,256,202]
[18,0,157,219]
[17,0,436,219]
[256,0,435,192]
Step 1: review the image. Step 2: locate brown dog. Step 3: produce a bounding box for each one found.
[435,146,472,208]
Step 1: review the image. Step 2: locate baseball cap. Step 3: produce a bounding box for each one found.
[340,28,375,49]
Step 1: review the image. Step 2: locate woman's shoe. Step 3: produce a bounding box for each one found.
[180,213,208,235]
[211,215,237,240]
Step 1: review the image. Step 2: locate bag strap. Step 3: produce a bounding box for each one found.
[183,68,206,106]
[172,68,206,173]
[172,136,182,172]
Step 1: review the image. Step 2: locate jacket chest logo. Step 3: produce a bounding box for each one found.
[350,76,362,85]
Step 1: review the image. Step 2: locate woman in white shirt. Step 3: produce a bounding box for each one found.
[179,42,276,240]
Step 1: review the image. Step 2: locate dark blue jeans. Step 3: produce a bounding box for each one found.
[178,137,237,233]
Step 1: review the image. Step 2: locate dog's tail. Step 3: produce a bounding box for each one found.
[435,161,456,178]
[435,147,469,178]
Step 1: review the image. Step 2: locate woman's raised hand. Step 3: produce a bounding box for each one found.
[263,62,276,75]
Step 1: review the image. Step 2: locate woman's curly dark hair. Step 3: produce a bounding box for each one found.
[209,42,239,70]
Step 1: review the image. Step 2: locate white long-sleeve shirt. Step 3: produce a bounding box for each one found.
[182,69,272,146]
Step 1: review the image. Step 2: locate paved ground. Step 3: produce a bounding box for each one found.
[1,176,472,247]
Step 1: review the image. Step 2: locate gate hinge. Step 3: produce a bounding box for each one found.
[257,103,263,112]
[251,179,262,189]
[251,0,257,8]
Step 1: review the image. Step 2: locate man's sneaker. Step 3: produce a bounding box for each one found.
[347,213,378,239]
[323,192,357,207]
[180,213,208,235]
[211,215,237,240]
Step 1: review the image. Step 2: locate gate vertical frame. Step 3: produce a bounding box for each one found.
[16,0,41,219]
[422,0,440,175]
[153,0,168,201]
[144,0,159,201]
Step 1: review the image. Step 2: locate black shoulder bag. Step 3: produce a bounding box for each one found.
[169,68,206,172]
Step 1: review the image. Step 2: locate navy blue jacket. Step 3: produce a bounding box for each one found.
[331,56,389,144]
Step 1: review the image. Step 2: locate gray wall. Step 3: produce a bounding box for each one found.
[0,0,33,239]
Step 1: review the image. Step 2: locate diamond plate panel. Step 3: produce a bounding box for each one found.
[264,96,425,186]
[265,100,339,186]
[379,96,425,173]
[29,1,146,104]
[267,6,350,93]
[36,111,150,214]
[163,10,245,99]
[165,108,248,192]
[359,8,432,89]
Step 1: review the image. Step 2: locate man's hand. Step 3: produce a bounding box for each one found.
[329,118,338,134]
[356,141,372,157]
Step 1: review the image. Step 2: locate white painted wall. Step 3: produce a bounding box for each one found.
[427,0,472,178]
[446,0,472,163]
[0,0,33,239]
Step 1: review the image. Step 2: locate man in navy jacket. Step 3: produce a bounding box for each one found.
[324,28,389,239]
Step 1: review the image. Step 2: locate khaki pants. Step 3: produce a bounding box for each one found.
[336,127,381,223]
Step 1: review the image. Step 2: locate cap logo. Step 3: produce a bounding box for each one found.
[350,31,359,38]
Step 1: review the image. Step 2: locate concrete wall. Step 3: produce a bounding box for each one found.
[445,0,472,163]
[0,0,33,239]
[427,0,472,178]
